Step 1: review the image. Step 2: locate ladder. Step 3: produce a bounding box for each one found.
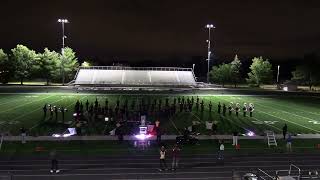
[266,131,277,147]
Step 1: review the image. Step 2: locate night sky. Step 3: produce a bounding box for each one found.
[1,0,320,67]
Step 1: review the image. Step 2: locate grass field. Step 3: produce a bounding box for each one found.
[0,89,320,136]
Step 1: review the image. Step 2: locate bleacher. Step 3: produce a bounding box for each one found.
[73,66,196,87]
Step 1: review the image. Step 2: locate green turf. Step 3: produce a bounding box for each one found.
[0,93,320,135]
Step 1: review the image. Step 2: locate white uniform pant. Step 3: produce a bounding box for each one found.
[232,136,238,146]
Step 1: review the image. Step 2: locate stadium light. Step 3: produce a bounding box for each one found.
[205,24,216,84]
[57,19,69,49]
[58,18,69,85]
[277,65,280,84]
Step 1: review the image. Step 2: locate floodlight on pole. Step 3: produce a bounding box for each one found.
[58,18,69,85]
[205,24,216,84]
[58,18,69,50]
[277,65,280,84]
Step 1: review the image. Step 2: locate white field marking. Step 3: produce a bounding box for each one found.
[0,95,32,106]
[0,95,54,113]
[236,96,320,133]
[258,110,320,133]
[251,117,282,132]
[259,99,320,116]
[252,97,320,116]
[253,101,320,125]
[27,95,88,130]
[308,120,320,125]
[24,96,39,98]
[169,115,181,135]
[0,95,58,130]
[10,96,66,123]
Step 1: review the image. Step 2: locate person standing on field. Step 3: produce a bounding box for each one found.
[43,104,47,119]
[159,146,168,171]
[286,134,292,152]
[171,144,181,170]
[222,104,226,116]
[232,131,238,146]
[20,127,26,144]
[282,124,288,140]
[218,140,225,161]
[50,149,60,173]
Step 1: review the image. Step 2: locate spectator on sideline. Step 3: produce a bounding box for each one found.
[286,134,292,152]
[218,140,224,161]
[217,102,221,114]
[155,125,161,144]
[115,123,123,143]
[159,146,168,171]
[20,127,26,144]
[232,131,238,146]
[171,144,181,170]
[282,124,288,140]
[50,149,60,173]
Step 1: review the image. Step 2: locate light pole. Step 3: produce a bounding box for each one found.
[58,19,69,50]
[205,24,215,84]
[58,18,69,85]
[277,65,280,84]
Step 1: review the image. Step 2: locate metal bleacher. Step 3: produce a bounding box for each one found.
[73,66,197,87]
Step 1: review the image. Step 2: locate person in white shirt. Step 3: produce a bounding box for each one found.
[218,140,225,160]
[159,146,167,171]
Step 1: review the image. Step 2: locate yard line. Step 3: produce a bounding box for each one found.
[234,96,320,133]
[250,97,320,117]
[257,110,320,133]
[254,101,319,124]
[251,117,282,132]
[28,96,87,131]
[266,101,320,116]
[0,95,28,106]
[169,115,181,135]
[2,96,67,131]
[0,95,53,113]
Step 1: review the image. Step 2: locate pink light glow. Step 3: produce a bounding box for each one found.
[247,131,255,136]
[135,134,152,140]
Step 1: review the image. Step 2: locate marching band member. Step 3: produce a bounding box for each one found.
[228,102,233,116]
[243,103,248,117]
[249,103,254,117]
[235,103,240,117]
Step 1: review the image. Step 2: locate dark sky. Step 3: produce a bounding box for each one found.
[1,0,320,64]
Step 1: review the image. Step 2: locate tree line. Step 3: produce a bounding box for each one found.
[209,55,273,87]
[209,54,320,89]
[0,45,79,85]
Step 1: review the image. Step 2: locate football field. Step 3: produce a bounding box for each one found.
[0,91,320,136]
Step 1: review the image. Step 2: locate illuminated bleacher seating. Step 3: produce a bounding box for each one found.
[74,66,196,86]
